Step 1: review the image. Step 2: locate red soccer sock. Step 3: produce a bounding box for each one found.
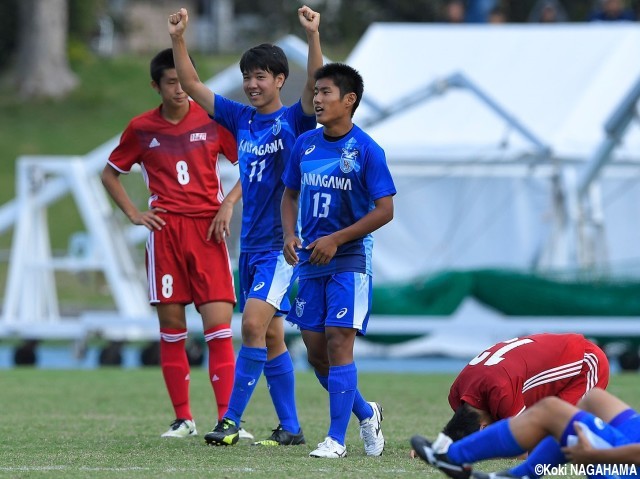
[204,325,235,421]
[160,328,192,420]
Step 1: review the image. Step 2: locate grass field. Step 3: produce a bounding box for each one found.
[0,370,638,479]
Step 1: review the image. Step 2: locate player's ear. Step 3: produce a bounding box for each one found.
[478,417,493,430]
[151,80,161,94]
[344,92,356,106]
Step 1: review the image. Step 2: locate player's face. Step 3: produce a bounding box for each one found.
[313,78,351,127]
[242,68,284,113]
[154,69,188,108]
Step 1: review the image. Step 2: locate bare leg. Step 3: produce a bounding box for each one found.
[265,316,287,360]
[508,397,579,448]
[241,298,277,347]
[576,388,631,423]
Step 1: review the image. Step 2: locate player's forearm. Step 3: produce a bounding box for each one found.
[306,30,322,83]
[301,32,322,113]
[587,444,640,464]
[222,180,242,207]
[281,189,299,238]
[170,35,201,97]
[331,196,394,247]
[101,171,140,222]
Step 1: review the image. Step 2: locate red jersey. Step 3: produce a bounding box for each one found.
[108,101,237,218]
[449,333,609,420]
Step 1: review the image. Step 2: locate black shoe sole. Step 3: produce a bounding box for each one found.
[204,435,239,446]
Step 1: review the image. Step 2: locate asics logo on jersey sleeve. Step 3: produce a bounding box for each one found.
[305,145,316,155]
[336,308,348,318]
[253,282,265,291]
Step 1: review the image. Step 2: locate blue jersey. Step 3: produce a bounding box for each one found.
[213,95,316,252]
[283,125,396,279]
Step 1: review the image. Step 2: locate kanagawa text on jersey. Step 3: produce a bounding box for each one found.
[239,138,284,156]
[302,172,352,190]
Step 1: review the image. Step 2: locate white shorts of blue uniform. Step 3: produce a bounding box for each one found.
[287,272,372,334]
[238,251,295,315]
[567,409,640,479]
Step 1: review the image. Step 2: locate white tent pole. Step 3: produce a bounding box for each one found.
[448,73,551,158]
[360,71,551,159]
[577,76,640,200]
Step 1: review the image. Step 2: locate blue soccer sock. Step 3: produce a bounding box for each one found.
[314,370,329,389]
[447,419,525,464]
[509,412,585,478]
[264,351,300,433]
[225,345,267,424]
[327,363,357,445]
[314,371,372,421]
[352,393,374,422]
[509,436,566,479]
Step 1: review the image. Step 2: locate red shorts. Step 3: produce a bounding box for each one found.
[557,342,610,405]
[145,214,236,307]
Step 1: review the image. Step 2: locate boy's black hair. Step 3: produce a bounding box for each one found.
[442,403,482,441]
[239,43,289,82]
[150,48,195,85]
[314,63,364,117]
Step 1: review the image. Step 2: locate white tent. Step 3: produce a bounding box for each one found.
[346,23,640,282]
[3,28,640,347]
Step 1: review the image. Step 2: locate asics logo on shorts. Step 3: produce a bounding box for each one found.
[305,145,316,155]
[336,308,348,318]
[253,282,265,291]
[248,379,256,386]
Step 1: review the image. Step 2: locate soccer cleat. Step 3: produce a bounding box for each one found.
[359,401,385,456]
[239,427,254,441]
[309,436,347,458]
[411,434,472,479]
[472,471,528,479]
[252,424,306,446]
[161,419,197,438]
[204,418,240,446]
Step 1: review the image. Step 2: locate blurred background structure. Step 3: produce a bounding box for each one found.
[0,0,639,368]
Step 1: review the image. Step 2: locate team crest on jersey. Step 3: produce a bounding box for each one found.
[340,137,359,173]
[272,117,282,136]
[295,297,306,317]
[340,148,358,173]
[190,133,207,142]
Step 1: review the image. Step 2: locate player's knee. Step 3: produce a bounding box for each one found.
[577,387,607,412]
[537,396,564,412]
[306,353,328,373]
[241,319,267,344]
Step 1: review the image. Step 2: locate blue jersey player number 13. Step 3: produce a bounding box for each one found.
[283,128,396,279]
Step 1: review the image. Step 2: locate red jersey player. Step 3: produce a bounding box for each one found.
[443,333,609,442]
[101,48,247,439]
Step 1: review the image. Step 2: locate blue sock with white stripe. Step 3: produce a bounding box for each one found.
[225,345,267,424]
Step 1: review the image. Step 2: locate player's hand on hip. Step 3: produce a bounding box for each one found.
[134,208,167,231]
[307,235,337,265]
[298,5,320,33]
[208,204,232,243]
[168,8,189,37]
[283,235,301,266]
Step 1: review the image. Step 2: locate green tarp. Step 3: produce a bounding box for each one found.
[372,269,640,316]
